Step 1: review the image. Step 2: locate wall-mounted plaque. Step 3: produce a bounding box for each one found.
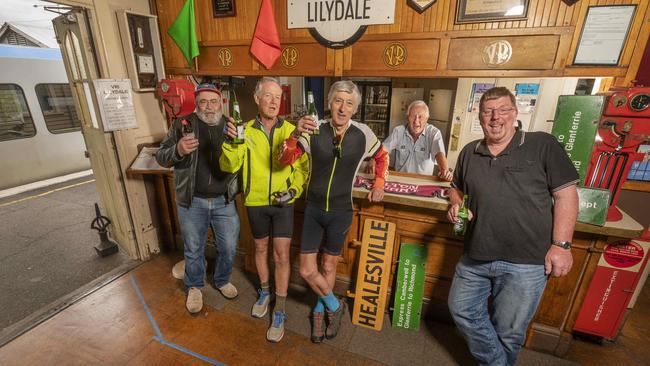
[456,0,529,24]
[213,0,236,18]
[573,5,636,66]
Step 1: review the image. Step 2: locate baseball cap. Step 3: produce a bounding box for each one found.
[195,83,221,96]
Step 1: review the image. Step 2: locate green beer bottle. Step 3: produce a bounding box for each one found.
[453,195,469,236]
[232,100,245,145]
[307,91,320,135]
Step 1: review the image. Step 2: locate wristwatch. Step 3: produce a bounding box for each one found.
[552,240,572,250]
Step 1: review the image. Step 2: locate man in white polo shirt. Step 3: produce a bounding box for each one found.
[382,100,453,181]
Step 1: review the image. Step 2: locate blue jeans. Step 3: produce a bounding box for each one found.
[448,255,547,366]
[177,196,240,289]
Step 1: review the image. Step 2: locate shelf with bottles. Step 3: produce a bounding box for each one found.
[366,86,390,105]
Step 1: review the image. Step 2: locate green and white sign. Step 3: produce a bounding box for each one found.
[551,95,604,185]
[392,243,427,331]
[577,187,610,226]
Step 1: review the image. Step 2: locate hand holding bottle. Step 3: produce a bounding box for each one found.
[177,120,198,156]
[293,115,318,137]
[224,117,238,138]
[448,195,473,236]
[230,100,245,144]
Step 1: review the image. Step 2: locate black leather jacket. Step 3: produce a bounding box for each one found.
[156,113,239,208]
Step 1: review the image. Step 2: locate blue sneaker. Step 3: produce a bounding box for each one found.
[267,311,286,342]
[251,289,270,318]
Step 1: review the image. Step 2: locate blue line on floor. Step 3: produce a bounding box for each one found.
[129,275,225,366]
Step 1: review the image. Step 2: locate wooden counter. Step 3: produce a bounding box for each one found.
[151,168,643,356]
[344,172,643,356]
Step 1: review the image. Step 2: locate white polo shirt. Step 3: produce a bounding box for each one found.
[382,123,445,175]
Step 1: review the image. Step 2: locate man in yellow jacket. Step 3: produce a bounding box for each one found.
[220,77,308,343]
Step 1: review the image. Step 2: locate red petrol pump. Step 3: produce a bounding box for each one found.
[583,87,650,221]
[573,87,650,340]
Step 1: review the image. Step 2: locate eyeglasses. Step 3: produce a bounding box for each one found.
[480,108,515,116]
[198,99,220,107]
[332,138,342,159]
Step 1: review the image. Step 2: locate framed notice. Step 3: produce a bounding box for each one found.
[93,79,138,132]
[573,5,636,66]
[213,0,236,18]
[456,0,529,23]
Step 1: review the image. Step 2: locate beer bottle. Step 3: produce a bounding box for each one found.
[232,100,245,144]
[307,91,320,135]
[181,119,194,139]
[453,195,469,236]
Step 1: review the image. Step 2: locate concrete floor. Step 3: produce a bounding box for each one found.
[0,176,135,331]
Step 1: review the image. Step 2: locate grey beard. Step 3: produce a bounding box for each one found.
[196,110,222,126]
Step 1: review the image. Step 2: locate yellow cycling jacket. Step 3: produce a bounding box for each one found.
[220,116,309,207]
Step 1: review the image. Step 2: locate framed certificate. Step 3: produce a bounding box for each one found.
[573,5,637,66]
[456,0,529,24]
[213,0,236,18]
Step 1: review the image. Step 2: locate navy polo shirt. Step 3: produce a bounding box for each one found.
[452,130,579,264]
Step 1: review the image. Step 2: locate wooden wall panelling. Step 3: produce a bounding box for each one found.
[196,45,255,75]
[564,1,644,77]
[154,0,646,86]
[622,1,650,85]
[447,35,560,70]
[266,43,334,76]
[346,39,439,76]
[155,0,194,72]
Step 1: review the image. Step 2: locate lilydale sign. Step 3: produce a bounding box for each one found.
[287,0,396,48]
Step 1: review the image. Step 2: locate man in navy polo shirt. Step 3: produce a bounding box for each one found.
[446,86,579,366]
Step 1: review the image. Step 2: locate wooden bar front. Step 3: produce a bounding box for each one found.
[154,170,643,356]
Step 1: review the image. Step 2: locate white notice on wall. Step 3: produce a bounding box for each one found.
[574,6,636,65]
[93,79,138,131]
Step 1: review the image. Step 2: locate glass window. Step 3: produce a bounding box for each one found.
[35,84,81,133]
[0,84,36,141]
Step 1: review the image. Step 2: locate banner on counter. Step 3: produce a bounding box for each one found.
[287,0,396,48]
[392,243,427,331]
[352,219,396,331]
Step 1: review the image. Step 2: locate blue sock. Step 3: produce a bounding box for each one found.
[313,298,325,313]
[320,292,340,312]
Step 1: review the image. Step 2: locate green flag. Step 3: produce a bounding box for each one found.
[168,0,199,67]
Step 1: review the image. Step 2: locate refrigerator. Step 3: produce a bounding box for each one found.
[353,81,392,140]
[428,89,455,149]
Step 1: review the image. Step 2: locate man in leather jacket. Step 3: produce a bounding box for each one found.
[156,83,240,314]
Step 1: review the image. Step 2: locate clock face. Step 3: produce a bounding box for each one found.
[629,93,650,112]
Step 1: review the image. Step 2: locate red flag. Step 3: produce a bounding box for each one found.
[250,0,281,69]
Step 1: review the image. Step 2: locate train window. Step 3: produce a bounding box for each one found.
[35,84,82,134]
[0,84,36,142]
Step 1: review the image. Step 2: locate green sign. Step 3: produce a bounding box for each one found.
[577,187,610,226]
[551,95,604,185]
[392,243,427,331]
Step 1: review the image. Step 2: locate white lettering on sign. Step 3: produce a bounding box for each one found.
[594,270,617,322]
[288,0,395,46]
